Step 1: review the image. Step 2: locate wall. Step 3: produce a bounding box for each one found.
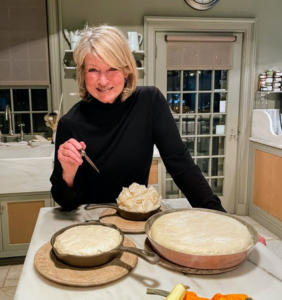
[59,0,282,112]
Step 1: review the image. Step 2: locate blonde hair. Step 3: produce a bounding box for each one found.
[73,25,138,102]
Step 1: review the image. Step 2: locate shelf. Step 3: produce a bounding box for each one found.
[257,91,282,94]
[63,50,145,78]
[132,50,145,61]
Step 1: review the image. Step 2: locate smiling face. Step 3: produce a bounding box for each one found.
[84,53,127,104]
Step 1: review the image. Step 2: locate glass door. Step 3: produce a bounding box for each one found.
[155,32,243,212]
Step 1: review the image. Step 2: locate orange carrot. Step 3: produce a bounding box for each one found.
[184,291,252,300]
[211,293,252,300]
[185,291,209,300]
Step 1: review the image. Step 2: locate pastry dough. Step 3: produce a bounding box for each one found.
[117,182,161,213]
[148,210,253,255]
[54,225,122,256]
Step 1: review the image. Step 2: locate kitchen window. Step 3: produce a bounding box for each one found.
[0,87,51,137]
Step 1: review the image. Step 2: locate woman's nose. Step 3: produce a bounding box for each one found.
[98,72,109,85]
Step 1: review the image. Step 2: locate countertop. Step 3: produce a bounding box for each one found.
[15,198,282,300]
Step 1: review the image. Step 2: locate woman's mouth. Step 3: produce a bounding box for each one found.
[97,87,113,92]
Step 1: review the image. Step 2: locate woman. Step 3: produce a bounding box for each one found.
[50,25,225,213]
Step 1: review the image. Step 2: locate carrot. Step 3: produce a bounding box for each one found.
[184,291,252,300]
[185,291,209,300]
[211,293,252,300]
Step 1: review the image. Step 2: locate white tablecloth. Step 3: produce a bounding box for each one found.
[14,198,282,300]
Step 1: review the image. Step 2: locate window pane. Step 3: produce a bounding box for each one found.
[211,178,223,196]
[199,70,212,91]
[33,113,48,133]
[174,116,180,131]
[183,137,195,156]
[166,180,179,198]
[214,92,227,113]
[167,70,180,91]
[0,89,11,111]
[197,115,210,135]
[197,158,209,176]
[213,115,226,134]
[31,89,48,111]
[212,157,224,176]
[198,93,211,113]
[13,89,29,111]
[183,93,196,113]
[183,70,196,91]
[167,93,180,113]
[214,70,227,90]
[182,116,195,135]
[212,136,225,155]
[0,114,8,134]
[197,137,210,156]
[14,113,30,134]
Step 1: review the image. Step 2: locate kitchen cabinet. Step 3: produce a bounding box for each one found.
[0,193,51,258]
[248,140,282,239]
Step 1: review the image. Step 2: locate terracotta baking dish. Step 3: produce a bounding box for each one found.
[145,208,258,270]
[51,221,160,268]
[85,203,161,221]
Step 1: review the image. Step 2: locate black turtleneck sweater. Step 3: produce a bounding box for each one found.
[50,86,225,212]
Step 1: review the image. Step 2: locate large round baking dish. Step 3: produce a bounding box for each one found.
[51,221,160,268]
[145,208,258,270]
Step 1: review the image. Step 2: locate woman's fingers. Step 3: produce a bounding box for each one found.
[58,139,84,165]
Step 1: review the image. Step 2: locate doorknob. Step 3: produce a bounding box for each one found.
[230,129,236,138]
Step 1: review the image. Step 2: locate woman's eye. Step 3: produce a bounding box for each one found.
[108,68,117,72]
[88,68,98,72]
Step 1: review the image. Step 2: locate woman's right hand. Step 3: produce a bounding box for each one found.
[57,138,86,187]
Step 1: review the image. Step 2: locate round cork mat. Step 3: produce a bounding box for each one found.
[99,208,164,233]
[144,238,239,275]
[34,237,138,287]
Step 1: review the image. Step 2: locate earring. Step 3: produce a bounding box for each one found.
[124,78,128,86]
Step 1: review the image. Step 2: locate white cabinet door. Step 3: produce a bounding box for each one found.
[155,32,243,213]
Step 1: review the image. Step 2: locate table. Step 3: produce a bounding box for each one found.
[14,199,282,300]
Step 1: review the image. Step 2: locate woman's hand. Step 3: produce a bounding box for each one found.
[57,138,86,187]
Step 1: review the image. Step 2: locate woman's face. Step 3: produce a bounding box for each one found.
[84,53,127,104]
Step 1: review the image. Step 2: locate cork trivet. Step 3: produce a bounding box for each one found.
[99,207,164,233]
[34,237,137,287]
[99,208,145,233]
[144,238,239,275]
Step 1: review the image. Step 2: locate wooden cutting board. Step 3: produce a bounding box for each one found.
[34,237,138,287]
[144,238,239,275]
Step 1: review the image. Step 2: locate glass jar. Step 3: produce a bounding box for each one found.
[266,69,274,77]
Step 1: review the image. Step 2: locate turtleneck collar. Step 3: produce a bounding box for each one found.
[88,94,122,109]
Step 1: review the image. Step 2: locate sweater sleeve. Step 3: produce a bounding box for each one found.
[152,88,226,212]
[50,119,86,211]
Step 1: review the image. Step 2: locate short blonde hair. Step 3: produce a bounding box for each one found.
[73,25,138,102]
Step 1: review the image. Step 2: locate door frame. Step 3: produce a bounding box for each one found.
[144,17,257,215]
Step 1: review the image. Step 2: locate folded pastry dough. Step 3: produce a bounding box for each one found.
[117,182,161,213]
[148,210,253,255]
[54,225,122,256]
